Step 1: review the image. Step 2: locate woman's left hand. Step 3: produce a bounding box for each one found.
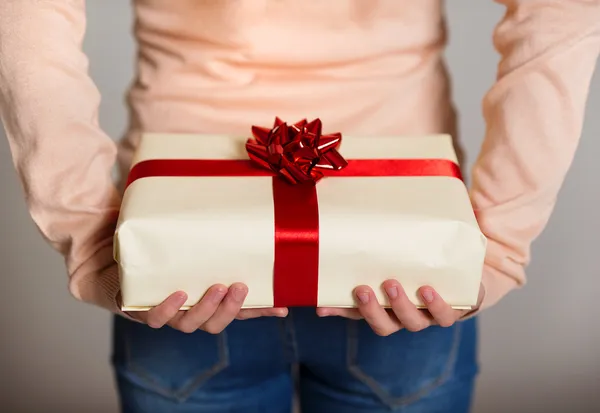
[316,280,484,336]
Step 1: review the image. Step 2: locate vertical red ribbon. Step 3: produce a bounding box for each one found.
[272,179,320,307]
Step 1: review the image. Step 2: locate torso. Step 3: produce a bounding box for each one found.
[118,0,459,175]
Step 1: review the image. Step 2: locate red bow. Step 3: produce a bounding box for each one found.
[245,117,348,184]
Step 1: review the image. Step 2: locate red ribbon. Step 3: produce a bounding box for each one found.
[245,117,347,184]
[125,119,462,307]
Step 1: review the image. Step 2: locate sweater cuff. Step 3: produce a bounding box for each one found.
[461,264,522,320]
[67,244,136,321]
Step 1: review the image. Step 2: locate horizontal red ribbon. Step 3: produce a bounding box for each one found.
[125,158,462,307]
[125,158,462,188]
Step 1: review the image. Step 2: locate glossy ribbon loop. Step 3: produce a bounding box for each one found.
[245,118,348,184]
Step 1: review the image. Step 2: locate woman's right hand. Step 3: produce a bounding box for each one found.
[125,283,287,334]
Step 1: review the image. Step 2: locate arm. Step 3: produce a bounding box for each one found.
[0,0,122,312]
[0,1,287,329]
[326,0,600,334]
[470,0,600,313]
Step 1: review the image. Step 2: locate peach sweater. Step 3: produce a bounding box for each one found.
[1,1,599,316]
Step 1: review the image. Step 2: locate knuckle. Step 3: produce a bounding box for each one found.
[395,296,413,309]
[406,322,427,332]
[175,321,197,334]
[224,307,243,320]
[181,326,197,334]
[438,318,455,328]
[203,324,224,335]
[146,319,164,329]
[373,326,392,337]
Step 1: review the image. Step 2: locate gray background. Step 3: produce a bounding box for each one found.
[1,2,599,412]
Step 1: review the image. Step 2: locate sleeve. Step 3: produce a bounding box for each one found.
[467,0,600,314]
[0,0,123,313]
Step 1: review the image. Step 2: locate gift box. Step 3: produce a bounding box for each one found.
[114,118,486,311]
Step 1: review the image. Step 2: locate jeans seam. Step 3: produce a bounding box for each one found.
[278,318,292,361]
[279,311,299,363]
[123,329,230,403]
[346,320,463,409]
[288,310,300,362]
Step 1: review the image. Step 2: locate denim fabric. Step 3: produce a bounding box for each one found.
[112,308,478,412]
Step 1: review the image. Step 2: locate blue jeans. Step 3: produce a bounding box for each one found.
[111,308,478,412]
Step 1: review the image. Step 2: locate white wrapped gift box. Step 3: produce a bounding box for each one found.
[114,129,486,311]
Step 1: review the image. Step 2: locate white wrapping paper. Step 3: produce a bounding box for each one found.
[114,133,486,311]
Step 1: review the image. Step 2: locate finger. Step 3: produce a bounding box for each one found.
[145,291,188,329]
[202,283,248,334]
[316,307,363,320]
[354,286,403,336]
[383,280,431,332]
[174,285,227,333]
[418,287,459,327]
[236,307,288,320]
[167,310,186,325]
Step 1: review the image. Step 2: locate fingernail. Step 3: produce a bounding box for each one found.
[421,289,434,303]
[232,287,247,302]
[385,286,398,299]
[356,291,370,304]
[174,292,187,302]
[212,288,227,303]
